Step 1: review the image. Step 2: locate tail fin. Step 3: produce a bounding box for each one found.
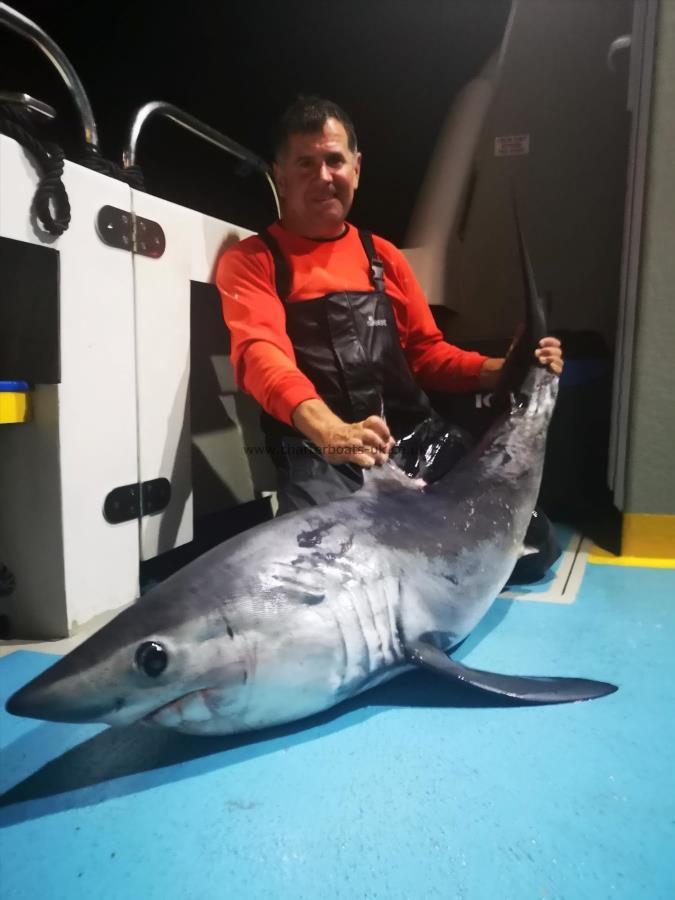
[514,198,547,348]
[492,197,548,407]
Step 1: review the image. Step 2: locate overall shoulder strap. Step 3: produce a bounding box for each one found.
[358,229,386,293]
[257,229,292,302]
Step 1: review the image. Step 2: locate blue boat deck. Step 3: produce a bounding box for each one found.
[1,553,674,900]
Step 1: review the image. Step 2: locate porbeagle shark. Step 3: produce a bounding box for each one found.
[6,217,616,735]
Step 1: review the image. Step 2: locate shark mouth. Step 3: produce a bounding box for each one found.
[144,687,221,728]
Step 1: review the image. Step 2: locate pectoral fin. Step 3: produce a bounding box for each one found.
[406,641,617,705]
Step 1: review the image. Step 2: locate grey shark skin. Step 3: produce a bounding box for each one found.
[6,227,617,735]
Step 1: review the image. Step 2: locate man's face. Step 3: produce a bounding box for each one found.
[273,117,362,239]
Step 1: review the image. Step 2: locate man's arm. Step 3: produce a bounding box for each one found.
[378,238,563,387]
[217,240,319,424]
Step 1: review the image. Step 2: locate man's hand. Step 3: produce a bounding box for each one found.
[535,336,563,375]
[292,399,394,468]
[319,416,395,467]
[479,336,564,389]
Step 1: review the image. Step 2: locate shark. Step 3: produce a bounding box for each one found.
[5,216,617,735]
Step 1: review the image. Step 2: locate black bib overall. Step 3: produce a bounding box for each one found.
[258,227,431,512]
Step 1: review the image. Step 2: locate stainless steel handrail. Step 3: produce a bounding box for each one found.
[0,91,56,119]
[123,101,280,216]
[0,3,99,149]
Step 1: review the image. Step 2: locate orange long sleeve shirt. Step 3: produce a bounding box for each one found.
[216,221,487,426]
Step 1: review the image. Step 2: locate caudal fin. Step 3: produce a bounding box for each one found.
[492,197,548,408]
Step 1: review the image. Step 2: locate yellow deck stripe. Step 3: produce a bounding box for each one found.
[589,514,675,568]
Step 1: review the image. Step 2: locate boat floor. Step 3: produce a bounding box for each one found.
[1,525,673,900]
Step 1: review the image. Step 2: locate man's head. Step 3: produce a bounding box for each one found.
[272,96,362,239]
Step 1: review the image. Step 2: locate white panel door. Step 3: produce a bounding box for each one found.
[0,135,139,633]
[130,191,256,560]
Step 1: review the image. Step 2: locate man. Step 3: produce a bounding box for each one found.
[217,96,563,514]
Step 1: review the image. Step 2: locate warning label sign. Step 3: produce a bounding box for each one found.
[494,134,531,156]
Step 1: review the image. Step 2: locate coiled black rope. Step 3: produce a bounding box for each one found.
[0,104,147,239]
[0,102,71,236]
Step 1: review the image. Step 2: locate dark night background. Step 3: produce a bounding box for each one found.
[2,0,511,243]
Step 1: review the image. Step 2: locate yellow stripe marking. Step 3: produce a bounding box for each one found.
[589,514,675,568]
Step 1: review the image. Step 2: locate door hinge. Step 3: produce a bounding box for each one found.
[96,205,166,258]
[104,478,172,524]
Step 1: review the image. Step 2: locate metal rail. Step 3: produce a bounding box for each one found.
[123,101,280,216]
[0,91,56,119]
[0,3,99,150]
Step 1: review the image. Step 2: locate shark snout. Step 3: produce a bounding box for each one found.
[4,647,131,724]
[6,677,119,724]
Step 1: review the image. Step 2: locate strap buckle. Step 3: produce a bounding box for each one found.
[371,257,385,292]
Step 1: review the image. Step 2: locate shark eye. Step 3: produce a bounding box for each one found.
[135,641,168,678]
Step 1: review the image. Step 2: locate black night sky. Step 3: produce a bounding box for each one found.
[3,1,511,243]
